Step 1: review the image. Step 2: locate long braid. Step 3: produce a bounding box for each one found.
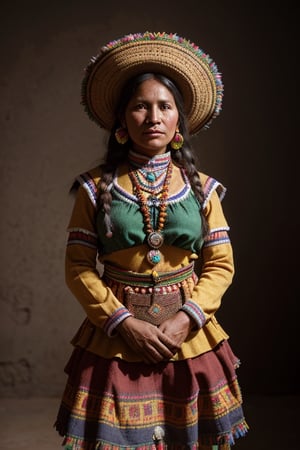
[171,146,209,239]
[97,170,114,238]
[97,135,130,237]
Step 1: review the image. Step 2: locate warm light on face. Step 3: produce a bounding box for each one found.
[124,78,179,156]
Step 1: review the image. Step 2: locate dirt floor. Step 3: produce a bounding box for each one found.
[0,394,298,449]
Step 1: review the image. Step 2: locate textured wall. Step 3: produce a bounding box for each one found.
[0,1,297,397]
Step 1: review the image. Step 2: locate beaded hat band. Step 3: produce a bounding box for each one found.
[81,32,224,135]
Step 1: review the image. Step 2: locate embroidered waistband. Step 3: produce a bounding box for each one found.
[103,262,195,287]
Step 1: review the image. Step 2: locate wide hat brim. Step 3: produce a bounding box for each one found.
[81,32,223,135]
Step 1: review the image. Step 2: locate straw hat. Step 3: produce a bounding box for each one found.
[81,32,223,135]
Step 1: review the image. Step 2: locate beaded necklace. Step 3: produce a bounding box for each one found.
[134,169,166,194]
[128,150,170,195]
[129,159,173,265]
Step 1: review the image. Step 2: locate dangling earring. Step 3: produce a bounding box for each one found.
[115,127,129,145]
[170,128,184,150]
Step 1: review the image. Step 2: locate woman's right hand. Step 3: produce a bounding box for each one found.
[116,316,176,364]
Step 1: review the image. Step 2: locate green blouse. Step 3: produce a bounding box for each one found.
[96,180,204,255]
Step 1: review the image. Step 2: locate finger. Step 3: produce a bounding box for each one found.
[145,342,174,363]
[154,341,176,359]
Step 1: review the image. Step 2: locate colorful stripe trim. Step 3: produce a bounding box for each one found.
[103,307,132,336]
[128,149,171,168]
[62,423,249,450]
[67,227,98,249]
[61,422,249,450]
[203,176,226,208]
[180,300,206,329]
[103,262,194,288]
[204,228,230,248]
[57,374,248,449]
[77,172,98,207]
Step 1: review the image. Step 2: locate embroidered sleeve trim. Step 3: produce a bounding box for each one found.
[76,172,98,207]
[204,227,230,248]
[203,176,226,209]
[67,227,98,249]
[103,307,132,337]
[180,300,206,329]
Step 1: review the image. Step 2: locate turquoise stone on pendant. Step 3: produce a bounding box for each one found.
[151,254,161,264]
[146,172,156,182]
[147,249,161,265]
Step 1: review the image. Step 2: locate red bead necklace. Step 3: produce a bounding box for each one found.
[129,162,173,265]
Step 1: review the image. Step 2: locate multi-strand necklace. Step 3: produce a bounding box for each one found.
[128,151,172,265]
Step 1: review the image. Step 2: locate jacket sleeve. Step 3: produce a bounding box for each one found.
[181,176,234,328]
[65,171,132,334]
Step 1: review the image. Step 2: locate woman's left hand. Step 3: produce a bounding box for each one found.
[158,311,193,352]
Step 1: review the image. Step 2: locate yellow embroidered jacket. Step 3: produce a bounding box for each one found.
[65,164,234,361]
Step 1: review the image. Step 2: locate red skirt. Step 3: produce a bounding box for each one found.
[54,340,248,449]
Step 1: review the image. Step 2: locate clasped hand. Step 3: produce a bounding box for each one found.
[116,311,192,364]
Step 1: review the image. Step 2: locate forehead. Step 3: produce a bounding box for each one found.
[132,78,175,100]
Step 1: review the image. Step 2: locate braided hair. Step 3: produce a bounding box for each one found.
[97,73,209,239]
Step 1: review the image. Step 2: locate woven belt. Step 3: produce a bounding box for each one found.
[103,262,194,287]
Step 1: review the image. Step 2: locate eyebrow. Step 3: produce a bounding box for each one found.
[133,96,175,104]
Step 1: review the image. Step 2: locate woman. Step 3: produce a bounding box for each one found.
[55,32,249,449]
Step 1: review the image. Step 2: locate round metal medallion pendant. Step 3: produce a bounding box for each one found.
[147,231,164,249]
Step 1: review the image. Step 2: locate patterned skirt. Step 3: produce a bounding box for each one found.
[54,340,249,450]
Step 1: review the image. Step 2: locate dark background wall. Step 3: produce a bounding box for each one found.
[0,0,297,397]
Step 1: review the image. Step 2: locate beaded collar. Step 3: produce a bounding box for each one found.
[128,150,171,195]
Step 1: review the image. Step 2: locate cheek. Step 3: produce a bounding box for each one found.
[125,114,142,131]
[168,115,179,131]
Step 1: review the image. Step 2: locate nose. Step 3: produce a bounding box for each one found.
[146,106,161,124]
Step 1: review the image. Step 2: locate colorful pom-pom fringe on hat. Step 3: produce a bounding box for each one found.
[81,31,224,135]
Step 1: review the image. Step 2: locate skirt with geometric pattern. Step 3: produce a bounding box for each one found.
[54,339,249,450]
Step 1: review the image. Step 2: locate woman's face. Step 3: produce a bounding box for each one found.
[124,78,179,156]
